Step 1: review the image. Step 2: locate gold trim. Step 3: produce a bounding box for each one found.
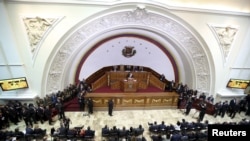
[134,99,145,104]
[152,99,161,103]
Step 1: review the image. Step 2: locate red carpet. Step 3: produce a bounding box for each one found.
[64,97,80,111]
[64,86,163,111]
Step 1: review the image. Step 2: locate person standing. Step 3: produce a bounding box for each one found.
[28,104,37,124]
[22,107,33,127]
[44,106,53,125]
[229,98,237,118]
[185,97,193,115]
[198,100,207,122]
[219,101,229,118]
[127,72,133,79]
[78,91,86,111]
[245,94,250,116]
[108,99,114,116]
[63,117,72,130]
[56,100,65,120]
[37,104,45,124]
[213,101,222,118]
[87,98,93,114]
[177,92,184,109]
[169,80,175,92]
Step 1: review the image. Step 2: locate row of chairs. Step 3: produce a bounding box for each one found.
[149,124,208,136]
[1,132,47,141]
[102,129,144,141]
[51,132,95,141]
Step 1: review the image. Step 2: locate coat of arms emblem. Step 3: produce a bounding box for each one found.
[122,46,136,58]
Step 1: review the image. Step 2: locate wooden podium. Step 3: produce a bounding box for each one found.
[120,78,138,92]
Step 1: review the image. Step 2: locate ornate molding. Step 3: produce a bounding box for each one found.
[152,99,161,103]
[134,99,145,104]
[162,98,172,103]
[122,99,133,104]
[47,7,211,93]
[210,25,238,63]
[22,16,59,54]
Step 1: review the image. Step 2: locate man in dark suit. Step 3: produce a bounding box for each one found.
[246,94,250,115]
[67,128,77,137]
[213,101,222,118]
[149,121,158,133]
[134,124,144,136]
[219,101,229,118]
[185,97,193,115]
[229,98,237,116]
[34,125,46,135]
[37,104,45,124]
[56,100,65,119]
[176,82,184,94]
[118,126,128,138]
[25,125,34,135]
[170,131,182,141]
[44,106,52,125]
[108,99,114,116]
[58,125,67,135]
[28,104,37,124]
[102,125,110,135]
[168,80,175,92]
[87,98,93,114]
[198,100,207,122]
[22,107,33,127]
[78,91,86,111]
[85,126,94,137]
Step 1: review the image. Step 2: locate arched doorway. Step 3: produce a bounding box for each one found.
[45,5,213,95]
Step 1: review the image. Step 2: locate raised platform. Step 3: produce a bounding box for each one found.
[85,91,179,109]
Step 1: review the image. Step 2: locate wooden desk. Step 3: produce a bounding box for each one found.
[91,71,165,91]
[120,79,138,92]
[85,92,179,108]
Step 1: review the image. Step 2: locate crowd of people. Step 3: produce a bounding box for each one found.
[148,118,250,141]
[102,124,145,141]
[0,79,94,140]
[163,79,250,122]
[0,82,80,130]
[1,75,250,141]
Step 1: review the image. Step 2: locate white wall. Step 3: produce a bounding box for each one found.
[0,0,249,101]
[0,1,34,99]
[172,11,250,95]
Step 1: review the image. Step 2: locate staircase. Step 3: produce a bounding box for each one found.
[64,97,80,111]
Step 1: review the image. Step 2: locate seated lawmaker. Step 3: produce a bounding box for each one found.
[134,124,144,136]
[79,127,85,137]
[33,125,46,135]
[67,128,77,137]
[85,126,95,136]
[158,121,167,131]
[102,125,110,135]
[25,125,34,135]
[14,127,24,137]
[149,121,158,132]
[118,126,129,138]
[58,125,67,135]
